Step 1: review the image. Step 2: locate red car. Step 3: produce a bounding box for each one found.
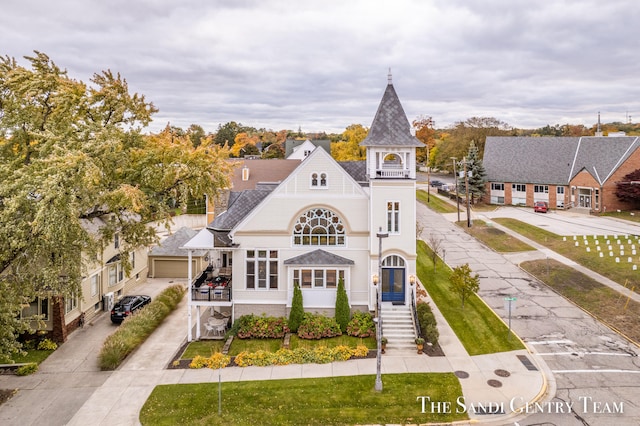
[534,201,549,213]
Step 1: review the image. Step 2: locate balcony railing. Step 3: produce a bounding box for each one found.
[376,164,410,178]
[191,268,232,302]
[192,285,232,302]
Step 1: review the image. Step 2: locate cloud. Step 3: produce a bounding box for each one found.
[2,0,639,133]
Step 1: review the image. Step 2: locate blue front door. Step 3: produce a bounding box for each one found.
[382,268,405,303]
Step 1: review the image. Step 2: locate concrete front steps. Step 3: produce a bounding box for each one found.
[381,303,416,351]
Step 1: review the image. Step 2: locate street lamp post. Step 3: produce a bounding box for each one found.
[451,157,460,222]
[374,227,388,392]
[426,143,430,202]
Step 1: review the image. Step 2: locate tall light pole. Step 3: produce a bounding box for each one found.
[374,227,388,392]
[451,157,460,222]
[426,143,430,202]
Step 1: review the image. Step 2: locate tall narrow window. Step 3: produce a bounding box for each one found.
[311,173,318,187]
[320,173,327,187]
[246,250,278,289]
[90,274,99,296]
[387,201,400,233]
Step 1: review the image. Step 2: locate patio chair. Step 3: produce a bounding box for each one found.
[204,323,216,337]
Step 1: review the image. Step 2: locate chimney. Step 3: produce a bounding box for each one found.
[242,165,250,181]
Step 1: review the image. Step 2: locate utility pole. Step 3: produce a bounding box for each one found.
[463,157,471,227]
[426,143,430,202]
[451,157,460,222]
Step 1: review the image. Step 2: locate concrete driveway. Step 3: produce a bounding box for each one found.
[480,205,640,237]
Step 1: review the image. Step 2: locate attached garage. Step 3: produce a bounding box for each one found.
[148,227,207,278]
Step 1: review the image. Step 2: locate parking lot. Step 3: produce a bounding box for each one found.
[479,205,640,237]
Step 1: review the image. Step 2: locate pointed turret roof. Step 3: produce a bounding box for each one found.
[360,81,424,147]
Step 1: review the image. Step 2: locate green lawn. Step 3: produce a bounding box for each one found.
[140,373,466,425]
[181,340,226,359]
[416,190,458,213]
[521,258,640,344]
[462,220,535,252]
[181,335,376,360]
[8,349,54,364]
[417,240,524,355]
[495,217,640,294]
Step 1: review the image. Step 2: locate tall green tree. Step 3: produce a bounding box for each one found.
[0,52,231,360]
[334,278,350,332]
[449,264,480,309]
[289,283,304,333]
[464,141,487,204]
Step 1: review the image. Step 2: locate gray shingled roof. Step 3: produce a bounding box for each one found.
[360,83,424,148]
[338,161,367,183]
[570,136,640,183]
[484,137,578,185]
[150,227,206,256]
[209,189,273,231]
[484,136,640,185]
[283,249,355,265]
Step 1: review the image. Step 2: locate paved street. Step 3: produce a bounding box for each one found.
[417,199,640,425]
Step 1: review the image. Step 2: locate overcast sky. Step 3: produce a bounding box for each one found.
[2,0,639,134]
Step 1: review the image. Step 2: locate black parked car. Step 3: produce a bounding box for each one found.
[430,180,444,187]
[110,295,151,324]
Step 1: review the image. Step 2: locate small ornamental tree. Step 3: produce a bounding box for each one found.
[449,263,480,309]
[615,169,640,208]
[334,278,350,332]
[288,282,304,333]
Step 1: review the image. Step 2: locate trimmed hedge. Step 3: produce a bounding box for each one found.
[236,314,290,339]
[416,301,439,345]
[346,311,375,338]
[297,313,342,339]
[98,284,186,370]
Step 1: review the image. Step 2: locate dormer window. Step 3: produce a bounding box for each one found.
[310,172,328,188]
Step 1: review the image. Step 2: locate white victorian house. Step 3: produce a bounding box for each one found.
[183,79,424,344]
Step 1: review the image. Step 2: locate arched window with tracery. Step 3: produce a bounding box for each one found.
[293,208,346,246]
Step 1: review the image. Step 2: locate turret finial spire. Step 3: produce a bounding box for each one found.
[387,68,392,84]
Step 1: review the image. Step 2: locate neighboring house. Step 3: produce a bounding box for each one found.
[205,159,300,223]
[148,227,207,278]
[24,216,148,343]
[183,79,424,342]
[483,135,640,213]
[285,139,331,159]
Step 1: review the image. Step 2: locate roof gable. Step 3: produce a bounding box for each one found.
[484,136,640,186]
[227,147,368,235]
[570,136,640,184]
[360,83,423,148]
